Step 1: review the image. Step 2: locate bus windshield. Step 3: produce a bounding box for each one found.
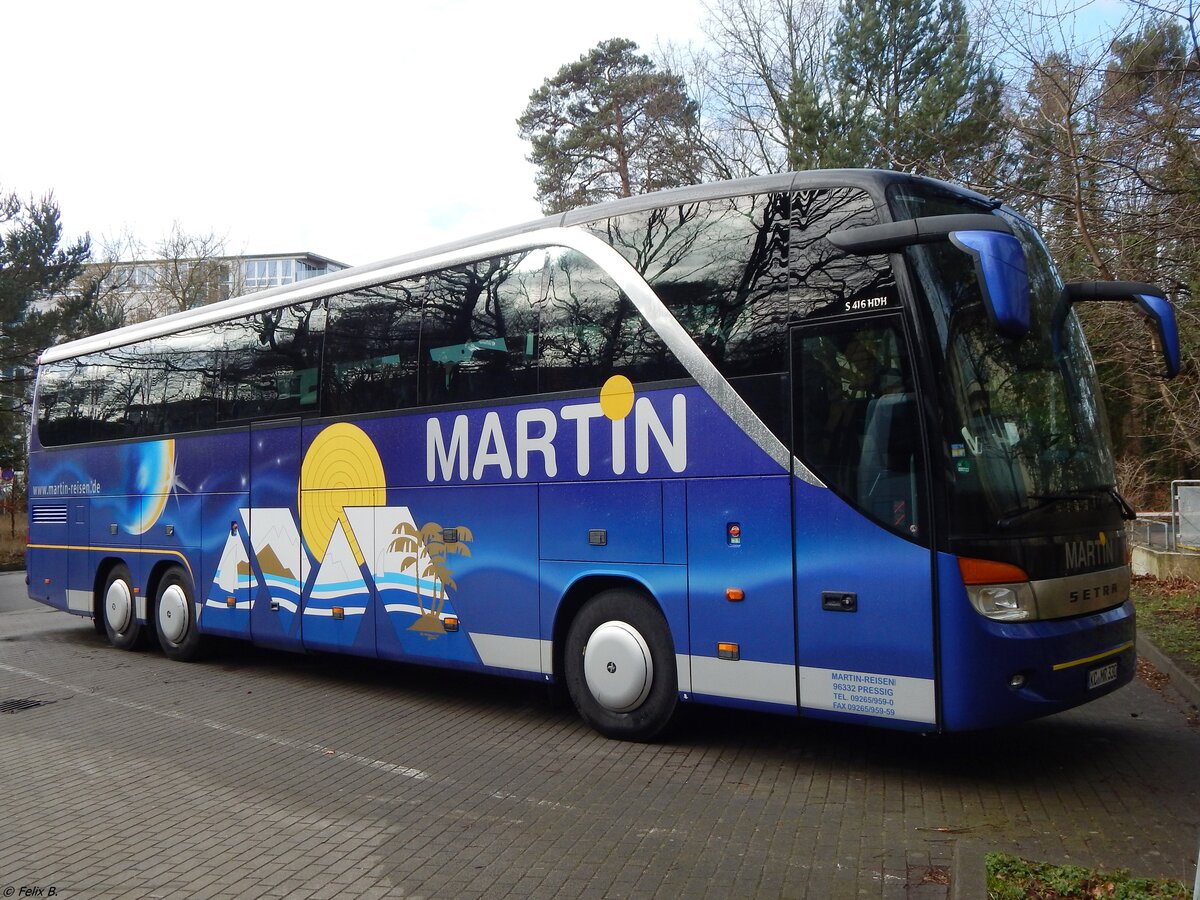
[903,210,1118,539]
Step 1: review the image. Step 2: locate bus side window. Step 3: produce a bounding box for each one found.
[89,347,147,441]
[219,300,325,422]
[795,318,924,541]
[323,280,422,416]
[35,359,97,446]
[539,248,686,394]
[585,194,789,436]
[138,324,222,436]
[418,252,541,407]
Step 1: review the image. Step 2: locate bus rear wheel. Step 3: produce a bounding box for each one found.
[154,568,206,662]
[101,564,143,650]
[565,589,678,741]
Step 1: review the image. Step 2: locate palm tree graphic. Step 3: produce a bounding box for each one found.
[388,521,473,634]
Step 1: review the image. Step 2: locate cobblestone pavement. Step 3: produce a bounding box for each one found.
[1,602,1197,899]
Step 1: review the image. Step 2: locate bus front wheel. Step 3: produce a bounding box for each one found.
[565,589,678,741]
[101,564,143,651]
[154,568,206,662]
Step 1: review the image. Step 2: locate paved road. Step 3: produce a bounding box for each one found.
[0,570,38,613]
[1,590,1197,899]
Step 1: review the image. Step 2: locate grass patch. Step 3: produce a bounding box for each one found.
[986,851,1188,899]
[1132,574,1200,682]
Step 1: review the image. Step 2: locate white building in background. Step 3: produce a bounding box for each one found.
[236,252,349,291]
[90,251,350,322]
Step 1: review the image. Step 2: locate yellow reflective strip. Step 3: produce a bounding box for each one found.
[27,544,195,584]
[1052,641,1134,672]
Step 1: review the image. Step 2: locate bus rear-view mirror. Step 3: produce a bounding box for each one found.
[1063,281,1181,379]
[949,231,1031,339]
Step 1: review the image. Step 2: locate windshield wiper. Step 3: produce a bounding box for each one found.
[1096,484,1137,521]
[996,485,1136,529]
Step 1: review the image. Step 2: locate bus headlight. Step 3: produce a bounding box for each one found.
[966,582,1038,621]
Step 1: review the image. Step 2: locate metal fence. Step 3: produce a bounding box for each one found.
[1130,480,1200,553]
[1173,480,1200,551]
[1131,514,1174,550]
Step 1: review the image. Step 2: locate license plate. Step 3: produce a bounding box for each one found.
[1088,661,1119,689]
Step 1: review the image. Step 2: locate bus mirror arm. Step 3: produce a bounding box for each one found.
[828,214,1031,339]
[1059,282,1181,379]
[826,214,1012,255]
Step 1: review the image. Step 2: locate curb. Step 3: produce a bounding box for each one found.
[1138,634,1200,711]
[951,840,987,900]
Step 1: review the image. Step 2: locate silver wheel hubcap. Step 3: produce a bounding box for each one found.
[583,620,653,712]
[105,579,133,634]
[158,584,189,644]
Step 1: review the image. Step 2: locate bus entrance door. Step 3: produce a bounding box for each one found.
[790,317,939,730]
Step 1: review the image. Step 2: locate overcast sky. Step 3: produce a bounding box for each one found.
[4,0,709,267]
[5,0,1129,271]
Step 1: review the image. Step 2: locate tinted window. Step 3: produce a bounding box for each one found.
[219,300,325,421]
[36,358,104,446]
[540,248,686,393]
[138,324,222,435]
[324,280,422,415]
[585,190,897,440]
[791,188,898,322]
[92,346,157,440]
[418,252,542,406]
[585,194,790,377]
[887,182,993,219]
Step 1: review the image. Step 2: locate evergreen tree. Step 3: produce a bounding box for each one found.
[0,190,100,474]
[827,0,1004,176]
[517,38,704,214]
[1092,19,1200,484]
[1101,18,1200,294]
[688,0,1003,180]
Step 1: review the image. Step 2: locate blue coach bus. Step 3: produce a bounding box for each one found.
[26,170,1180,740]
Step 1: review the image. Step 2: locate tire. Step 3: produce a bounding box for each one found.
[565,589,678,741]
[154,568,206,662]
[101,564,144,650]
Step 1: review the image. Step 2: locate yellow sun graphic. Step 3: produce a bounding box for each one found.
[299,423,386,564]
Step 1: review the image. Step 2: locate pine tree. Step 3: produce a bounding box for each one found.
[517,38,704,214]
[997,13,1200,497]
[827,0,1003,176]
[689,0,1003,180]
[0,191,100,474]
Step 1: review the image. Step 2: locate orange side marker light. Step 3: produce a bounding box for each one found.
[957,556,1029,585]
